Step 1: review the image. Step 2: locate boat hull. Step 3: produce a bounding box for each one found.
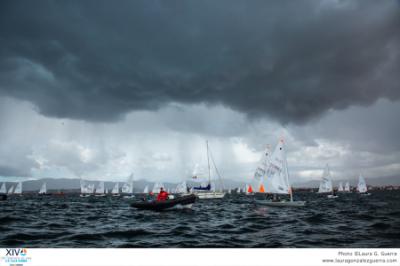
[197,192,225,199]
[327,195,338,199]
[255,200,306,207]
[131,194,196,211]
[183,192,225,199]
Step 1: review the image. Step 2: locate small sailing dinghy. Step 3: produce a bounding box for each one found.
[255,139,306,207]
[357,174,370,195]
[245,184,254,195]
[80,180,92,197]
[318,164,338,198]
[344,181,351,192]
[7,185,14,195]
[95,181,106,197]
[14,182,22,196]
[111,183,120,197]
[338,182,344,192]
[131,194,196,211]
[38,182,51,195]
[175,181,188,195]
[0,183,7,201]
[122,180,135,198]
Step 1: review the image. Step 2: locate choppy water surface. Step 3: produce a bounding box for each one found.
[1,191,399,247]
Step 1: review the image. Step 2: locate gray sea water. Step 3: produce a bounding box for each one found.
[1,191,399,247]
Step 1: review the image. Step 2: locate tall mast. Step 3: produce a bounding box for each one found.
[206,140,211,185]
[282,139,293,202]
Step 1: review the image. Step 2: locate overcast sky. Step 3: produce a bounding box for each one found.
[0,0,399,185]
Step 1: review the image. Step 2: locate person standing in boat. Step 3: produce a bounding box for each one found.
[157,187,169,201]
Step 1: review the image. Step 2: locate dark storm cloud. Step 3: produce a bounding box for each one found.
[0,0,399,123]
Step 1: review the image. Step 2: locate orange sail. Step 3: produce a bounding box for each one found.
[259,184,265,193]
[248,185,253,193]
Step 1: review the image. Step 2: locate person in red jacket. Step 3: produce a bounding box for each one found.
[157,187,169,201]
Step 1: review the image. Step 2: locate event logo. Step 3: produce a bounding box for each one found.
[6,248,27,257]
[2,248,31,265]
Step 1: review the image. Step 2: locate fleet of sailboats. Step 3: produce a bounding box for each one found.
[0,139,378,206]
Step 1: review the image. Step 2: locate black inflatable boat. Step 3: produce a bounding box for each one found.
[131,194,196,211]
[0,194,7,201]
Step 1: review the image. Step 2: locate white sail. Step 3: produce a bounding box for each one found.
[263,140,292,195]
[143,185,149,193]
[121,183,129,193]
[318,164,333,193]
[152,182,164,193]
[357,174,368,193]
[80,179,86,194]
[122,182,133,194]
[111,183,119,194]
[344,181,350,192]
[87,183,95,194]
[14,182,22,194]
[175,181,187,194]
[8,185,14,194]
[80,179,93,194]
[0,183,6,194]
[253,145,271,181]
[39,182,47,194]
[95,181,105,194]
[338,182,344,192]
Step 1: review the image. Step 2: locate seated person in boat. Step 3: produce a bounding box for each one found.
[157,187,169,201]
[272,194,281,202]
[142,192,154,202]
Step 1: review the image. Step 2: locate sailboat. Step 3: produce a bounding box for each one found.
[357,174,370,195]
[38,182,50,195]
[14,182,22,196]
[338,182,344,192]
[111,183,120,197]
[318,164,337,198]
[0,183,7,201]
[175,181,187,195]
[80,179,91,197]
[190,141,225,199]
[95,181,106,197]
[143,185,149,194]
[245,184,254,195]
[0,183,6,194]
[7,185,14,195]
[122,178,135,198]
[258,178,265,193]
[255,139,306,207]
[344,181,351,192]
